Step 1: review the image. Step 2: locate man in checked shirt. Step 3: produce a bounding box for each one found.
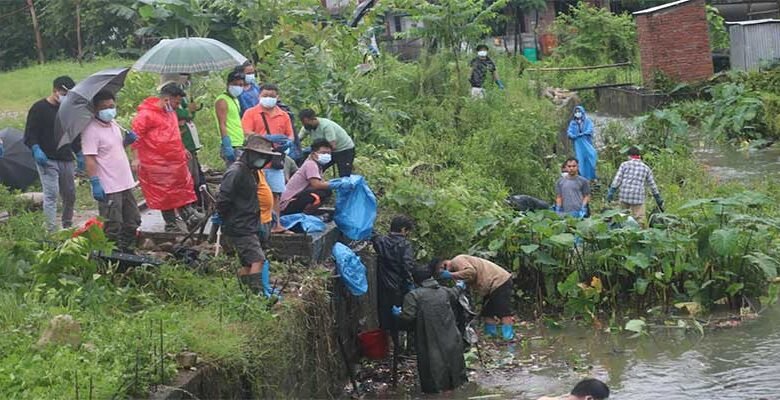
[606,146,664,227]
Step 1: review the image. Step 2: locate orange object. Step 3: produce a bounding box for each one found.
[539,33,558,56]
[72,217,104,238]
[357,329,388,360]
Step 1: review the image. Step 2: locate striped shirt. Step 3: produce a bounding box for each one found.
[611,159,660,205]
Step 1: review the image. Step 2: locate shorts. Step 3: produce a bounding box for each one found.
[223,234,265,266]
[263,168,286,194]
[471,87,485,98]
[483,279,513,318]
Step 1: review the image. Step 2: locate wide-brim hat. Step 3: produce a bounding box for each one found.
[243,134,281,156]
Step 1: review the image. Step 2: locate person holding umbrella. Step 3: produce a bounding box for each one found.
[81,90,140,252]
[131,83,201,233]
[24,75,82,232]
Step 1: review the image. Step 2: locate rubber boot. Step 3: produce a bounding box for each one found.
[484,323,498,337]
[245,273,263,296]
[261,260,283,299]
[501,324,515,341]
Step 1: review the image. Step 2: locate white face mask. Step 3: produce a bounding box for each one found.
[228,85,244,98]
[316,153,332,165]
[245,74,256,84]
[259,96,277,109]
[477,50,488,57]
[574,111,583,119]
[561,172,569,178]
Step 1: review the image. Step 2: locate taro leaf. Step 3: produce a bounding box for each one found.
[547,233,575,248]
[679,198,718,210]
[625,253,650,273]
[709,229,739,257]
[534,252,558,266]
[557,271,580,296]
[521,244,539,255]
[726,282,744,296]
[624,319,646,334]
[634,278,649,295]
[745,253,780,280]
[488,238,505,251]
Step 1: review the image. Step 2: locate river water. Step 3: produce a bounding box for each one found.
[472,304,780,399]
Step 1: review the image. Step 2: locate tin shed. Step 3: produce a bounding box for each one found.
[728,19,780,71]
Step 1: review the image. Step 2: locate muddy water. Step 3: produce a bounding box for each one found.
[472,305,780,399]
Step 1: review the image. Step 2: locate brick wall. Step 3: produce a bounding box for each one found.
[635,0,713,88]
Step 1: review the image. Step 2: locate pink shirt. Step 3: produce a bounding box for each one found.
[81,118,136,194]
[280,159,322,211]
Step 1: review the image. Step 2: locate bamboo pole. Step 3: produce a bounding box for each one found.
[526,62,632,72]
[27,0,44,64]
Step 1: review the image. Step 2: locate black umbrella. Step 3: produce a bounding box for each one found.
[349,0,377,27]
[55,67,130,149]
[0,127,38,190]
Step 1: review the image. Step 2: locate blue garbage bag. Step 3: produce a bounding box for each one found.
[279,213,326,234]
[567,105,598,181]
[331,175,377,240]
[264,134,293,153]
[332,242,368,296]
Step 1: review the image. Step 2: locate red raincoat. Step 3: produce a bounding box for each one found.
[131,97,196,210]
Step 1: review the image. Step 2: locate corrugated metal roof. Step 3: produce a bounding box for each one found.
[726,19,780,25]
[633,0,694,15]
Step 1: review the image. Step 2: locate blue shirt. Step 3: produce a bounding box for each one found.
[238,83,260,117]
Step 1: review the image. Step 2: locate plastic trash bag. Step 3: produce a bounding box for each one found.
[332,242,368,296]
[330,175,377,240]
[279,213,326,234]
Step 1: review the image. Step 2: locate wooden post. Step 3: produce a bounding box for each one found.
[26,0,44,64]
[76,0,83,64]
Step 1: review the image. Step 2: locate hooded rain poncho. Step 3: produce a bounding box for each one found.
[131,97,196,210]
[567,105,598,180]
[398,278,467,394]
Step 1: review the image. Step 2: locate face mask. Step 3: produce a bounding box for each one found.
[477,50,488,57]
[259,96,277,108]
[252,156,269,169]
[316,153,332,165]
[561,172,568,178]
[245,74,256,84]
[228,85,244,97]
[304,124,317,131]
[574,111,583,119]
[97,108,117,122]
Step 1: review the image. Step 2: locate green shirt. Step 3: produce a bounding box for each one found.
[213,93,243,147]
[177,98,199,152]
[299,117,354,152]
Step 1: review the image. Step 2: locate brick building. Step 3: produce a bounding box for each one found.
[634,0,713,88]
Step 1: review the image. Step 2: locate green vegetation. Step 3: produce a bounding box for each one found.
[2,0,780,396]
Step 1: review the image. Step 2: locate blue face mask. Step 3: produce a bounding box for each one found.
[245,74,256,84]
[259,96,277,109]
[316,153,332,165]
[228,85,244,98]
[574,111,583,119]
[97,107,117,122]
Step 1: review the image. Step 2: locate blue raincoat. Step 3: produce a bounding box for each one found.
[567,106,598,180]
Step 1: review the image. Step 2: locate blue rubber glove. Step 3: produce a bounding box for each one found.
[0,142,4,159]
[579,206,588,218]
[606,187,616,202]
[391,305,402,317]
[221,136,235,162]
[210,212,223,226]
[553,204,563,213]
[31,144,48,167]
[439,270,453,280]
[495,79,505,90]
[90,176,106,202]
[123,130,138,146]
[456,280,466,290]
[76,152,85,172]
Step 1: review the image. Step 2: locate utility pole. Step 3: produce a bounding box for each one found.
[26,0,45,64]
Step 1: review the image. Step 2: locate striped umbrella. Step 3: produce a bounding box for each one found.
[132,37,247,74]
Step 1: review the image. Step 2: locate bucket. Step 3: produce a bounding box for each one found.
[357,329,388,360]
[523,47,538,62]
